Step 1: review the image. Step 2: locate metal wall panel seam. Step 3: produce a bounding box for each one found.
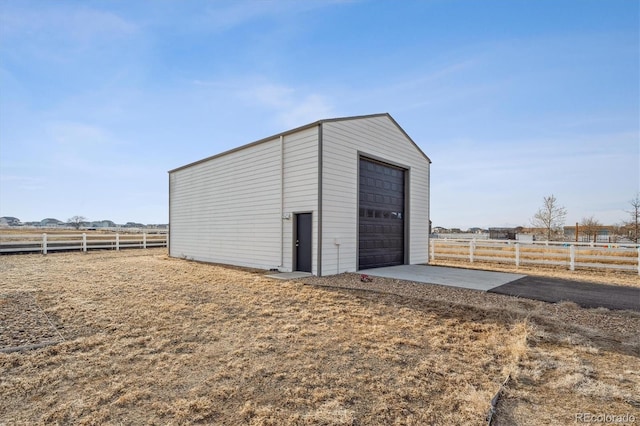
[317,123,323,277]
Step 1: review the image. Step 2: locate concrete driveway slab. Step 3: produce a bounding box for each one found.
[358,265,525,291]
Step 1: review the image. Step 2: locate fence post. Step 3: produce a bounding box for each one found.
[469,239,475,263]
[143,232,147,249]
[515,242,520,267]
[570,244,575,271]
[430,239,435,261]
[42,233,47,255]
[116,233,120,251]
[82,233,87,252]
[637,247,639,276]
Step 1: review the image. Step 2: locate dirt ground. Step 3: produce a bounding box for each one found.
[1,249,639,425]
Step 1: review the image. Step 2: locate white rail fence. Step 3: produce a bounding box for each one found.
[430,239,640,275]
[0,232,167,255]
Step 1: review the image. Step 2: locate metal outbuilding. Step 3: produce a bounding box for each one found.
[168,113,430,276]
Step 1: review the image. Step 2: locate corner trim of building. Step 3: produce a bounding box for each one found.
[167,173,171,255]
[426,163,431,264]
[317,123,323,277]
[405,168,411,265]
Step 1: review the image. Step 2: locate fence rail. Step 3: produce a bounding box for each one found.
[0,232,167,255]
[430,239,640,275]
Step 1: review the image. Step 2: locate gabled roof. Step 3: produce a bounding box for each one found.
[169,112,430,173]
[322,113,431,164]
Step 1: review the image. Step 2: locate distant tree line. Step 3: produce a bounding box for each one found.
[530,193,639,243]
[433,194,640,243]
[0,216,167,229]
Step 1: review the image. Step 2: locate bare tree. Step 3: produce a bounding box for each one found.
[580,216,602,243]
[609,223,623,243]
[531,194,567,241]
[68,215,87,230]
[627,193,640,243]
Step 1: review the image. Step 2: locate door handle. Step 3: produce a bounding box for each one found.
[296,240,299,247]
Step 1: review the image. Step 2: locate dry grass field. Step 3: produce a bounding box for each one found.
[1,249,639,425]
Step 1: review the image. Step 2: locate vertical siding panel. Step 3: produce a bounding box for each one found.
[282,127,319,274]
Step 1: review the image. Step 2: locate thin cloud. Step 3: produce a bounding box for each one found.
[47,121,119,148]
[197,0,354,33]
[200,1,278,32]
[278,94,334,127]
[0,5,137,44]
[0,175,45,191]
[237,79,335,127]
[248,84,296,109]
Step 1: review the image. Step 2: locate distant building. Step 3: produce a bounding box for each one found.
[0,217,21,227]
[147,224,169,229]
[91,220,117,228]
[40,218,64,227]
[516,234,534,242]
[564,225,630,243]
[489,227,518,240]
[468,227,486,234]
[124,222,145,228]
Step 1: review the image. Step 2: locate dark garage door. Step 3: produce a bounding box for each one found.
[359,157,405,269]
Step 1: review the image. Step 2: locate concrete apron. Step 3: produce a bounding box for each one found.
[358,264,525,291]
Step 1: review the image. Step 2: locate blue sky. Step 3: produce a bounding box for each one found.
[0,0,638,228]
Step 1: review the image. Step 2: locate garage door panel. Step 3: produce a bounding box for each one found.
[359,158,405,269]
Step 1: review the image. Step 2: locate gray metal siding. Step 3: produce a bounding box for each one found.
[169,138,282,269]
[322,115,430,274]
[168,114,428,276]
[282,127,319,274]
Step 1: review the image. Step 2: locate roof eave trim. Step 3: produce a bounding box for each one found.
[168,112,431,173]
[168,119,322,173]
[383,114,432,164]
